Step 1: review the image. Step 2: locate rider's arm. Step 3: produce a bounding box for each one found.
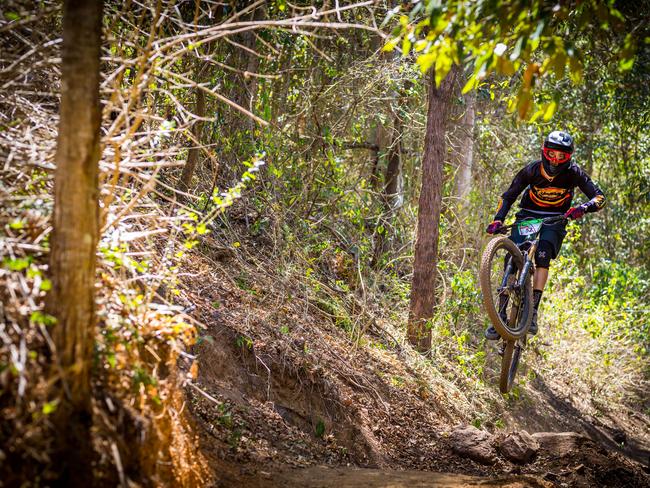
[575,167,606,213]
[493,165,532,222]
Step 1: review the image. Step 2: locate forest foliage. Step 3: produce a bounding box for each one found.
[0,0,649,484]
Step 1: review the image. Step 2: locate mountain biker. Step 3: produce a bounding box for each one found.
[484,130,605,340]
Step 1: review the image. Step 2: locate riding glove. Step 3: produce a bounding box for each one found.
[564,205,586,220]
[486,220,503,234]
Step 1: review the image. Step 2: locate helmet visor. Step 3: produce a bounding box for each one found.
[543,147,571,165]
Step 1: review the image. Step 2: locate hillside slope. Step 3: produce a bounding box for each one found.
[176,233,650,487]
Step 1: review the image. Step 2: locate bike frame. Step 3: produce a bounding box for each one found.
[495,214,567,332]
[500,214,566,291]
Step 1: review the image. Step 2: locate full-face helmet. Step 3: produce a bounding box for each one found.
[542,130,574,176]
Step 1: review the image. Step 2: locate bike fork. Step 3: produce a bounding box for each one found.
[517,259,533,289]
[500,256,514,290]
[497,257,514,321]
[517,241,538,289]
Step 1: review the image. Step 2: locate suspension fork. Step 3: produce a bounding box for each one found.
[517,239,539,289]
[499,256,514,291]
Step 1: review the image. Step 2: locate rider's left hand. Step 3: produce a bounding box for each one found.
[565,205,586,220]
[486,220,503,234]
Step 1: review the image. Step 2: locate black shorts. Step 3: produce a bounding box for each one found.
[508,209,567,267]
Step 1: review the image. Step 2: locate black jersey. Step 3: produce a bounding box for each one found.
[494,160,605,222]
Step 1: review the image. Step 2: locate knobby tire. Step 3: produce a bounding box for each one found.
[479,236,533,341]
[499,338,525,394]
[480,235,534,393]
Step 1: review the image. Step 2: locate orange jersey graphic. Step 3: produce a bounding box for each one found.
[528,186,572,207]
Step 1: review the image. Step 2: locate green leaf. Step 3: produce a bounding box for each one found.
[39,279,52,291]
[434,56,453,87]
[433,40,455,86]
[30,311,57,326]
[380,6,400,29]
[543,101,557,121]
[408,2,422,21]
[402,36,412,55]
[569,56,583,83]
[529,108,544,123]
[5,12,20,21]
[510,37,525,61]
[3,257,31,271]
[531,19,545,40]
[619,56,635,72]
[26,266,41,279]
[107,354,117,368]
[552,52,567,79]
[315,419,325,438]
[416,53,436,73]
[414,40,428,52]
[461,75,478,94]
[383,37,401,52]
[42,400,59,415]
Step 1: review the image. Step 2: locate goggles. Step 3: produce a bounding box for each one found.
[543,147,571,164]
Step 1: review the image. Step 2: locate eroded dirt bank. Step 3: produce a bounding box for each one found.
[179,249,650,487]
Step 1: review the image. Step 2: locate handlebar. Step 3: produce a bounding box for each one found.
[495,214,567,234]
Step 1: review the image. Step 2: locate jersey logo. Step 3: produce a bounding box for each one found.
[529,186,572,207]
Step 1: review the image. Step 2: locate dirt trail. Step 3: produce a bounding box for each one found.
[253,467,551,488]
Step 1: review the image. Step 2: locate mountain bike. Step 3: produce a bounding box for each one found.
[479,215,567,393]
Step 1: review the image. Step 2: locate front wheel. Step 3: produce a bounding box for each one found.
[480,236,533,341]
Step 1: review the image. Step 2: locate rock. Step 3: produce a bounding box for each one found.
[610,428,627,445]
[532,432,588,457]
[498,430,540,464]
[450,424,497,465]
[544,471,559,481]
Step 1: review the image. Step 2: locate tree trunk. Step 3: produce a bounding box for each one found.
[371,114,403,267]
[370,41,405,267]
[236,6,264,133]
[179,85,206,193]
[384,116,403,208]
[408,66,459,353]
[48,0,103,484]
[455,92,476,203]
[369,121,389,189]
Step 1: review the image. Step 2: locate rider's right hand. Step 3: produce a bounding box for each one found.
[564,205,586,220]
[486,220,503,234]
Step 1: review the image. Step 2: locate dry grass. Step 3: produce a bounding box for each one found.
[0,2,212,483]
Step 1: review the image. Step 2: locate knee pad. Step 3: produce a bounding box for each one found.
[535,240,553,268]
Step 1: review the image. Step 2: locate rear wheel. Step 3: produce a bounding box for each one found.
[480,236,533,341]
[499,337,526,394]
